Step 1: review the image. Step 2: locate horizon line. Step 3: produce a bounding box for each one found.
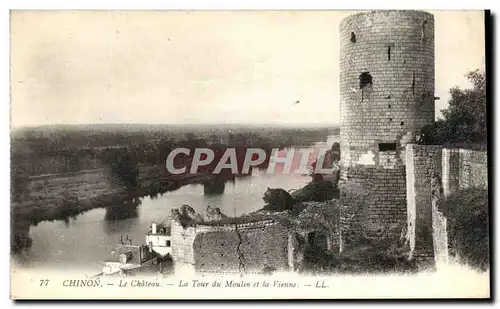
[11,122,341,130]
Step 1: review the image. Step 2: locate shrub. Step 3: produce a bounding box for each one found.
[302,236,417,275]
[261,188,297,212]
[438,188,489,271]
[294,200,339,235]
[291,180,340,202]
[171,205,203,228]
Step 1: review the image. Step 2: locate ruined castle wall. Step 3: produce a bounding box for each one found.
[405,144,442,262]
[406,145,488,267]
[172,220,290,274]
[170,221,197,267]
[442,148,488,197]
[458,149,488,191]
[340,10,435,173]
[341,166,406,241]
[441,149,460,197]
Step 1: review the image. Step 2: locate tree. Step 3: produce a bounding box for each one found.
[11,152,30,202]
[420,69,486,148]
[101,148,139,190]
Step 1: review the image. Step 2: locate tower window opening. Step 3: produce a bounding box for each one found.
[379,143,397,152]
[387,43,395,61]
[422,20,428,42]
[400,121,405,126]
[389,118,392,122]
[351,32,356,43]
[412,72,416,95]
[359,72,372,89]
[388,104,391,108]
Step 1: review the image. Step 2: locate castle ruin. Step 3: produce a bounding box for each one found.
[164,10,488,274]
[339,10,437,240]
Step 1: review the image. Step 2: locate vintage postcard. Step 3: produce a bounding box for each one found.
[10,10,490,299]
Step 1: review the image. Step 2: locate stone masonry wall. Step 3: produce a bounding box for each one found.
[442,148,488,197]
[171,220,290,274]
[340,10,435,174]
[341,165,407,242]
[458,149,488,191]
[405,144,442,264]
[406,145,488,267]
[441,149,460,198]
[171,221,198,267]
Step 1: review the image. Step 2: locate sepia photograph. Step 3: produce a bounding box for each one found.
[9,9,490,300]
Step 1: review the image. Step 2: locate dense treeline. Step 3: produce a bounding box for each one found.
[11,125,338,200]
[12,125,337,156]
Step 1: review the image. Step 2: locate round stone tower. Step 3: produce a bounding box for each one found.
[339,10,435,175]
[338,11,436,246]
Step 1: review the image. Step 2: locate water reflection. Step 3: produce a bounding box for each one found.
[102,198,141,236]
[104,198,141,221]
[62,215,79,228]
[203,179,226,195]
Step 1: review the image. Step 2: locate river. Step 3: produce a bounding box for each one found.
[13,135,339,273]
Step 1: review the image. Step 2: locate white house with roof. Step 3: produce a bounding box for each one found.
[146,222,172,257]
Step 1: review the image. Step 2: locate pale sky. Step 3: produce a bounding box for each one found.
[10,10,485,127]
